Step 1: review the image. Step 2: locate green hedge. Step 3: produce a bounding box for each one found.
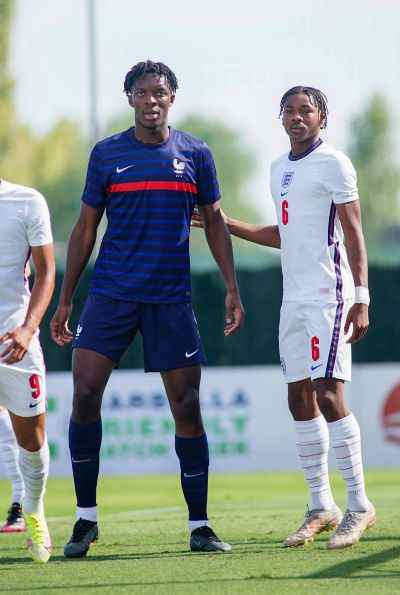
[40,267,400,371]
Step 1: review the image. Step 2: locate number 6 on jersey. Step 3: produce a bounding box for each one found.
[282,199,289,225]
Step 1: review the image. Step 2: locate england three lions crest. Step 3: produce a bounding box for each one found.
[281,171,294,189]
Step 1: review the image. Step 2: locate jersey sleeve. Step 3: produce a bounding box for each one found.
[324,153,359,204]
[26,193,53,247]
[81,144,108,208]
[195,145,221,206]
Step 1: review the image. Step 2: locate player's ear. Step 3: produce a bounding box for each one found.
[169,93,176,107]
[127,93,134,108]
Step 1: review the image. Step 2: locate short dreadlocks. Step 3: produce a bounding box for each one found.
[279,86,328,129]
[123,60,178,95]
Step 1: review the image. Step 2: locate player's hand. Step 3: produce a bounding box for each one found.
[0,325,35,364]
[190,207,228,229]
[224,290,245,336]
[190,208,204,229]
[50,303,74,346]
[344,303,369,344]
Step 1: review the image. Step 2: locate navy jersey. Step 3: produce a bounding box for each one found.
[82,128,220,303]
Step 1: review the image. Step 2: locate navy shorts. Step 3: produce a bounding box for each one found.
[72,293,206,372]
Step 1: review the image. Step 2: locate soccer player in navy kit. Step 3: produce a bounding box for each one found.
[51,61,244,557]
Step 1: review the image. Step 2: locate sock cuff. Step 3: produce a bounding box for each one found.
[294,415,328,434]
[175,433,209,467]
[19,437,49,460]
[328,413,360,439]
[69,418,102,452]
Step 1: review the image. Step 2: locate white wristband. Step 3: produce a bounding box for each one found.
[355,286,370,306]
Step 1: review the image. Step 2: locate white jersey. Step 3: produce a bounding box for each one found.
[270,141,358,303]
[0,180,53,335]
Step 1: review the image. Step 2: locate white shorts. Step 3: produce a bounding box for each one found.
[0,336,46,417]
[279,300,352,384]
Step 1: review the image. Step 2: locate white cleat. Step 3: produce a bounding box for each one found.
[283,506,343,548]
[25,513,52,563]
[327,504,376,550]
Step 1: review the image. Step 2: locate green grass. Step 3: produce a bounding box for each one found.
[0,471,399,594]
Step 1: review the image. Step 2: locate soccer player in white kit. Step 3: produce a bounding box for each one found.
[192,86,375,549]
[0,179,55,562]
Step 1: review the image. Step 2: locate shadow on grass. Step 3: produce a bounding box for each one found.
[0,576,275,592]
[1,544,400,592]
[306,545,400,579]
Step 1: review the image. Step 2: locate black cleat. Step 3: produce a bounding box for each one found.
[190,526,232,552]
[0,502,26,533]
[64,518,99,558]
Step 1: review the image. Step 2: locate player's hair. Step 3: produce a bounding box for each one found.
[123,60,178,95]
[279,86,328,129]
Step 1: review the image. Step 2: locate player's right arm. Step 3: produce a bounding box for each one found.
[0,244,55,365]
[50,203,104,346]
[192,208,281,248]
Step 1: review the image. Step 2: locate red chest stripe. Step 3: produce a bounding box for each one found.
[108,181,198,194]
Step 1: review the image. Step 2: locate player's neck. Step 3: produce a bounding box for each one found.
[289,135,321,158]
[133,123,170,145]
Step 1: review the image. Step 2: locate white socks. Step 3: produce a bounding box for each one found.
[76,506,98,523]
[328,413,370,512]
[189,520,209,532]
[295,415,335,511]
[18,439,50,515]
[0,409,25,504]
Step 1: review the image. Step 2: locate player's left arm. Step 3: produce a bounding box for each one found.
[0,243,55,364]
[198,201,245,336]
[337,200,369,344]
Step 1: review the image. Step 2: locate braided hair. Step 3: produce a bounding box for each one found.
[123,60,178,95]
[279,86,328,129]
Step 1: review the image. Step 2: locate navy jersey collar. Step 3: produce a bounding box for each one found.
[127,126,175,149]
[288,138,323,161]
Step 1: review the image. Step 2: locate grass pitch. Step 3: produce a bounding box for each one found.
[0,471,399,594]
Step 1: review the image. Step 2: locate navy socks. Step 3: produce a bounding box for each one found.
[175,434,209,521]
[69,418,102,508]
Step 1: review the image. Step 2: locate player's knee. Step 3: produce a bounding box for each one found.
[170,387,202,426]
[72,381,102,424]
[17,430,45,452]
[316,393,339,421]
[288,392,313,419]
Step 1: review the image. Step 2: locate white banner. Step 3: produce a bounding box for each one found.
[38,363,400,475]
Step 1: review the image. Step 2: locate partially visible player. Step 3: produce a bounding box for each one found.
[193,86,375,549]
[0,406,25,532]
[0,179,55,562]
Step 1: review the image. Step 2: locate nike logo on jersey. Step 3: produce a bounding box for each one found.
[185,349,199,358]
[310,363,323,371]
[29,402,40,408]
[116,164,135,174]
[280,191,289,197]
[183,472,204,478]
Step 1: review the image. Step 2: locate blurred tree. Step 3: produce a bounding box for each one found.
[0,0,87,251]
[348,95,400,251]
[177,115,257,221]
[0,0,17,157]
[32,120,88,242]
